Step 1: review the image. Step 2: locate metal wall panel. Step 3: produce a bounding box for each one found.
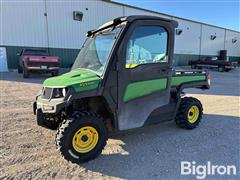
[225,30,240,57]
[1,0,239,67]
[123,6,169,19]
[173,18,201,54]
[1,0,48,47]
[0,1,3,45]
[200,25,225,56]
[46,0,123,49]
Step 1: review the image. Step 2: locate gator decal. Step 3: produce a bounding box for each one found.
[72,80,100,92]
[123,78,167,102]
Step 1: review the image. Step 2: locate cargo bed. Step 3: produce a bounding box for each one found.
[171,69,210,91]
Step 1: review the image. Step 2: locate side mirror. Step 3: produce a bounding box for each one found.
[16,52,20,56]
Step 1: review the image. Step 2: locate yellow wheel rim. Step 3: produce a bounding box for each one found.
[72,126,99,153]
[187,105,199,123]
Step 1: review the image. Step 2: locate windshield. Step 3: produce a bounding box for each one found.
[24,49,49,56]
[71,26,123,75]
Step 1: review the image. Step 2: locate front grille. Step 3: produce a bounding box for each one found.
[27,61,59,67]
[42,88,53,99]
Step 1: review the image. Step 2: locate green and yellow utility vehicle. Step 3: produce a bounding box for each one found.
[33,16,210,163]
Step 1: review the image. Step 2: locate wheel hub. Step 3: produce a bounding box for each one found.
[81,135,88,142]
[188,105,199,123]
[72,126,99,153]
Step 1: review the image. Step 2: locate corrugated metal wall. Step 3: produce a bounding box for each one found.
[1,0,240,68]
[200,25,225,55]
[46,0,123,49]
[225,30,240,57]
[172,18,201,55]
[2,0,48,47]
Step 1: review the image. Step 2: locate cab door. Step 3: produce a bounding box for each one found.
[117,20,175,130]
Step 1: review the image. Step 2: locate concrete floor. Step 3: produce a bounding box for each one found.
[0,68,239,179]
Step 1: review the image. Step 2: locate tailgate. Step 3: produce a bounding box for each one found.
[28,56,59,62]
[26,56,60,67]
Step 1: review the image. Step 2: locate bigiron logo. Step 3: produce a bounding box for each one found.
[181,161,237,179]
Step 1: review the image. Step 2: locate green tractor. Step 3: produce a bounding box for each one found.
[33,16,210,163]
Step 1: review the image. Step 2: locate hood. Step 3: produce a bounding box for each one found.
[43,69,101,92]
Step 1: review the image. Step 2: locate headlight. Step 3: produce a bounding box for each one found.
[52,88,67,98]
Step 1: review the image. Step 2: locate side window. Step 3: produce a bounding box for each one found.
[125,26,168,69]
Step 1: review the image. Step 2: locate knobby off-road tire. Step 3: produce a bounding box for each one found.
[56,111,108,164]
[18,64,23,74]
[175,97,203,129]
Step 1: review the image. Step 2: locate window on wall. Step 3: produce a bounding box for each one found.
[125,26,168,69]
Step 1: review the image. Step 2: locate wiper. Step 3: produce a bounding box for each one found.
[86,17,124,37]
[73,68,102,78]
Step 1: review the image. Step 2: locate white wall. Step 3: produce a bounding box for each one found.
[225,30,240,57]
[46,0,123,49]
[173,18,201,54]
[200,25,225,56]
[1,0,48,47]
[123,6,169,19]
[1,0,239,58]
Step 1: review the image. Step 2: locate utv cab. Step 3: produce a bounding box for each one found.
[33,16,210,163]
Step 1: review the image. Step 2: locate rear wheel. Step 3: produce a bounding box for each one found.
[23,66,29,78]
[175,97,203,129]
[56,111,108,164]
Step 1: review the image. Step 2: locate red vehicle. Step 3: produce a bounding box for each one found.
[17,48,60,78]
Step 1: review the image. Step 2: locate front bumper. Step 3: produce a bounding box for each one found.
[27,66,59,71]
[33,95,67,115]
[33,106,60,129]
[33,95,67,129]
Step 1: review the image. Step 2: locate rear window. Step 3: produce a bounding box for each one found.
[23,49,49,56]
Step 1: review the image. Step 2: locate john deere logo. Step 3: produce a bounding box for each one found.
[80,81,96,87]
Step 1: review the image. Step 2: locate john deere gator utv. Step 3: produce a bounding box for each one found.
[33,16,210,163]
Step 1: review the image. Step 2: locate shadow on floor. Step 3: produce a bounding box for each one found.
[80,114,239,179]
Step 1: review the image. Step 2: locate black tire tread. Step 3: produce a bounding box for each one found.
[175,97,203,129]
[18,64,23,74]
[56,111,107,164]
[23,67,29,78]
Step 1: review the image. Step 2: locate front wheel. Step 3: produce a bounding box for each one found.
[18,64,23,74]
[23,67,29,78]
[56,111,108,164]
[175,97,203,129]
